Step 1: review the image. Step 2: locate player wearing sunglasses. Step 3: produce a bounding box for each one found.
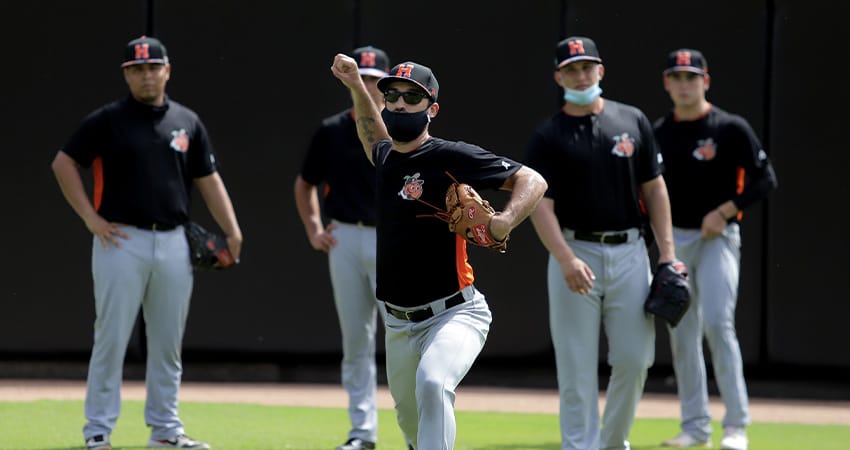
[331,54,547,450]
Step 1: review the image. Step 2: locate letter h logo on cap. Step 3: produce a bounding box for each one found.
[664,48,707,76]
[360,52,376,68]
[568,39,586,56]
[135,43,150,60]
[395,64,414,78]
[556,36,602,68]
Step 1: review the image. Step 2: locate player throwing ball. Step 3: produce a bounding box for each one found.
[331,53,547,450]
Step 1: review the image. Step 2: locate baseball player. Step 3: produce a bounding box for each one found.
[524,36,677,450]
[654,49,778,450]
[294,45,390,450]
[331,54,547,450]
[51,36,242,450]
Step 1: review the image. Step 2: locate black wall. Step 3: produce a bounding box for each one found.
[2,0,847,372]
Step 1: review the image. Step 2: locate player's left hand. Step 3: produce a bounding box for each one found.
[308,222,338,253]
[700,209,727,239]
[226,233,243,264]
[560,256,596,296]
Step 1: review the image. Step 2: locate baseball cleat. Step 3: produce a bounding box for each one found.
[85,434,112,450]
[720,427,748,450]
[661,431,712,447]
[335,438,376,450]
[147,434,211,448]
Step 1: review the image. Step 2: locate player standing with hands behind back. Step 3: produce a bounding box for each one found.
[525,36,679,450]
[654,49,777,450]
[51,36,242,450]
[331,53,547,450]
[295,45,390,450]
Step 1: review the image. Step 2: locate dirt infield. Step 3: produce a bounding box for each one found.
[2,379,849,425]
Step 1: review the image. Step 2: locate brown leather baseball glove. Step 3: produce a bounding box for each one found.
[415,173,508,253]
[444,181,508,253]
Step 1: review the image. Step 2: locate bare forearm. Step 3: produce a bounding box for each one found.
[331,53,389,163]
[500,166,548,229]
[196,173,242,239]
[351,88,387,158]
[51,151,98,224]
[530,199,576,264]
[643,176,675,262]
[294,175,324,236]
[490,166,548,240]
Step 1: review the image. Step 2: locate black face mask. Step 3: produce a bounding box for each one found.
[381,108,430,142]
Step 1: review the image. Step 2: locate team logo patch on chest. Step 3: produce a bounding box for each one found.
[170,129,189,152]
[398,173,424,200]
[692,138,716,160]
[611,132,635,157]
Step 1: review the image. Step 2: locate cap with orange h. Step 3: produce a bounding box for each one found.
[122,35,169,68]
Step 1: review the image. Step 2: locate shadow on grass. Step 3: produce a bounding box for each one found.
[474,443,561,450]
[471,442,665,450]
[32,447,148,450]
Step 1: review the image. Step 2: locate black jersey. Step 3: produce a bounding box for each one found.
[525,99,663,231]
[372,137,521,306]
[300,109,376,225]
[62,96,218,228]
[654,105,777,228]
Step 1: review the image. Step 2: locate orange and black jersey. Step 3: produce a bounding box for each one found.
[373,137,521,307]
[524,99,663,231]
[654,105,777,228]
[61,95,218,228]
[300,109,376,225]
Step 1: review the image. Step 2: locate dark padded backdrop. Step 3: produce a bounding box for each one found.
[1,0,848,374]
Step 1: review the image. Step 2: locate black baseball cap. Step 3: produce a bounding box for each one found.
[122,35,168,68]
[556,36,602,68]
[352,46,390,78]
[377,61,439,102]
[664,49,708,75]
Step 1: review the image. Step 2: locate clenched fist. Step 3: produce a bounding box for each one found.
[331,53,362,88]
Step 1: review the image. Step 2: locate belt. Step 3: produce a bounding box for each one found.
[337,218,375,227]
[385,291,465,322]
[116,222,179,231]
[135,223,178,231]
[568,228,640,245]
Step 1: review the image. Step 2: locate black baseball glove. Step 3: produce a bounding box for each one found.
[184,221,236,270]
[644,259,692,327]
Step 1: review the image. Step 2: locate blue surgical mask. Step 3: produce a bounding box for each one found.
[563,83,602,105]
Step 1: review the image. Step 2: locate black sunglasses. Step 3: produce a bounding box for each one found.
[383,89,429,105]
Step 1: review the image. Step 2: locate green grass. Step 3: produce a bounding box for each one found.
[0,400,848,450]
